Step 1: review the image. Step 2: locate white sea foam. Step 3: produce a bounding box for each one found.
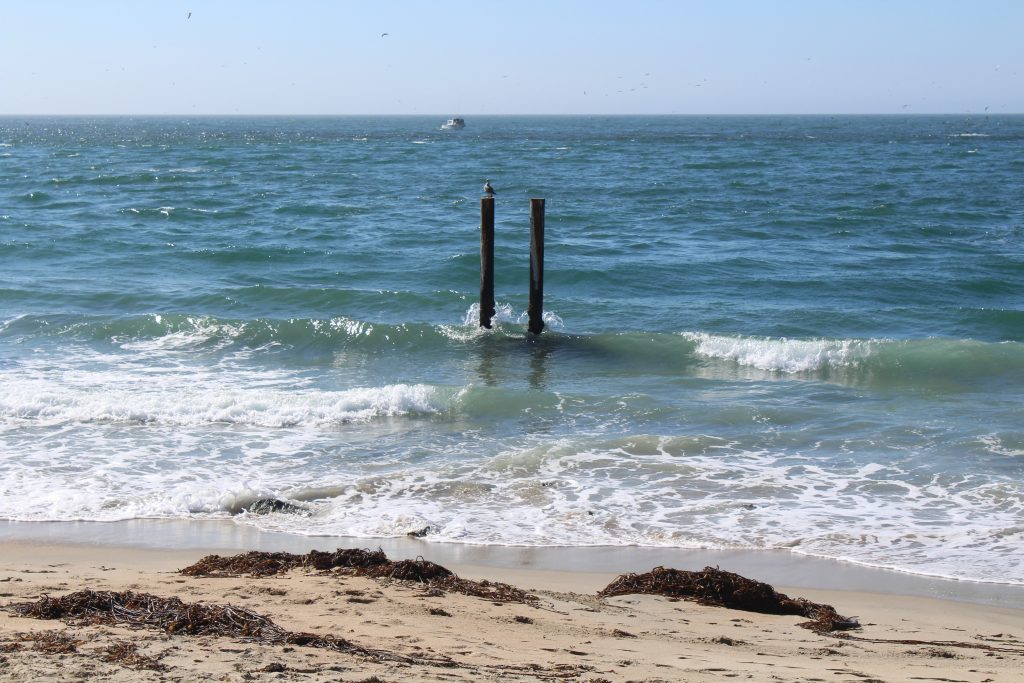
[681,332,876,372]
[516,310,565,329]
[449,302,520,337]
[454,303,563,334]
[219,437,1024,583]
[1,408,1022,583]
[0,370,448,428]
[978,434,1024,457]
[118,318,241,353]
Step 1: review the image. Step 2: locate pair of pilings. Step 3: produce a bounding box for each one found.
[479,196,545,335]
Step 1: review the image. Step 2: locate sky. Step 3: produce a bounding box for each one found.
[1,0,1021,115]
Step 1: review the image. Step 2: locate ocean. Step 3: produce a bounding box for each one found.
[1,115,1022,585]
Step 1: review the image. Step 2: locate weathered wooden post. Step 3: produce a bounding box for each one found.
[528,198,545,335]
[479,196,496,328]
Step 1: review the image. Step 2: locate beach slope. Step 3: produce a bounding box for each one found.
[1,542,1022,682]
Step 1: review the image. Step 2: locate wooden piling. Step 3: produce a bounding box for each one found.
[528,198,545,335]
[479,196,496,329]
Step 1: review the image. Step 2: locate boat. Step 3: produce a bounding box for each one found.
[441,117,465,130]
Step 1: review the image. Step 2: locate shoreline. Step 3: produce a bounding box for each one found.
[3,518,1024,610]
[2,523,1023,682]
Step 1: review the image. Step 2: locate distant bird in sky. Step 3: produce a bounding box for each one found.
[381,32,389,37]
[187,11,191,19]
[483,180,495,197]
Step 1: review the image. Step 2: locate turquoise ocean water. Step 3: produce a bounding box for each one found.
[1,115,1022,584]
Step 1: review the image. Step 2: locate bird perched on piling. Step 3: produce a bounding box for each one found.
[483,180,495,197]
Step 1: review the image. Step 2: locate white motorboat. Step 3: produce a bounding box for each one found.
[441,117,465,130]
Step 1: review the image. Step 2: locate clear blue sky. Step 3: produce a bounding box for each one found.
[2,0,1021,115]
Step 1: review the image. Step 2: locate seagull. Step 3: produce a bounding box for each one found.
[483,180,495,197]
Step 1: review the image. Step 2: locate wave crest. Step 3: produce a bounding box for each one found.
[0,382,448,428]
[681,332,876,373]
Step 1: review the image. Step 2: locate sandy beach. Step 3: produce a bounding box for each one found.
[2,529,1023,682]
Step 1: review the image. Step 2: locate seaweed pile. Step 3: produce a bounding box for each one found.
[365,557,453,581]
[432,576,539,605]
[8,590,427,664]
[181,548,390,578]
[182,549,539,606]
[6,590,589,679]
[598,566,859,633]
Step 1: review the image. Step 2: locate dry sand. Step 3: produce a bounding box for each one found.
[1,540,1022,682]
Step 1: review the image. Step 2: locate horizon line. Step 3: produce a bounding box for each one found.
[1,111,1020,118]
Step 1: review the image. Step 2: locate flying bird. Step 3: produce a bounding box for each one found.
[187,11,191,19]
[483,180,495,197]
[381,32,389,37]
